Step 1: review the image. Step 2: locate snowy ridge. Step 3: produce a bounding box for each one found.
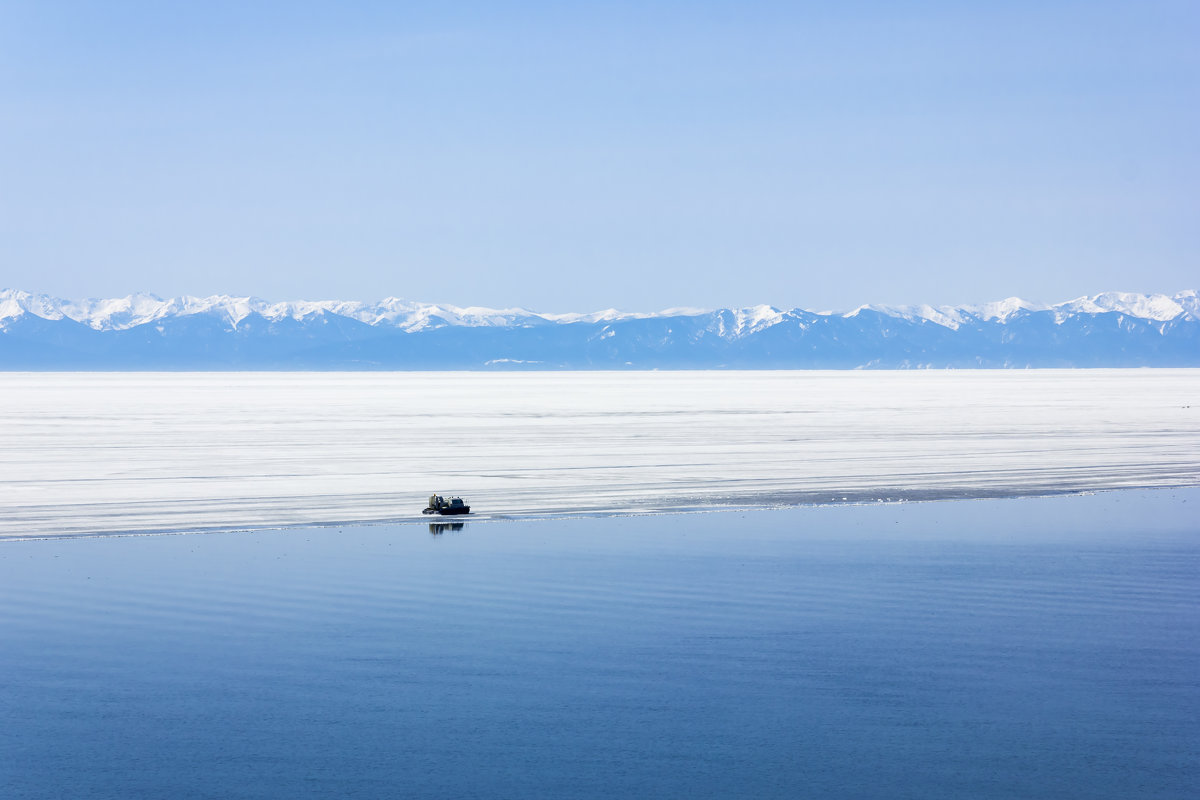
[721,305,786,338]
[2,288,1195,332]
[851,294,1194,330]
[0,290,626,332]
[2,288,1197,369]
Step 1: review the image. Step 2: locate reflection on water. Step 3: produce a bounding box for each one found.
[429,521,466,535]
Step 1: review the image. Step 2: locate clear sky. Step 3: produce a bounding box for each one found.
[1,1,1196,312]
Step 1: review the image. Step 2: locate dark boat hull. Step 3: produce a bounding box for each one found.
[423,507,470,515]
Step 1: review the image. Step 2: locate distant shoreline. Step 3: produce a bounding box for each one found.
[5,366,1200,372]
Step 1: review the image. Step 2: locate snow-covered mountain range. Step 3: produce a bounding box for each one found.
[2,289,1197,369]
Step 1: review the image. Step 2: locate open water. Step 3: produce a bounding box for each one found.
[1,489,1197,798]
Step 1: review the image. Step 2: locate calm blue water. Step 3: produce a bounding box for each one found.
[1,490,1198,799]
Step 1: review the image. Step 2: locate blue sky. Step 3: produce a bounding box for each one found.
[1,1,1196,311]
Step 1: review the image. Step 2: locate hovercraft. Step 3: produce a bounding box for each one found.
[423,494,471,515]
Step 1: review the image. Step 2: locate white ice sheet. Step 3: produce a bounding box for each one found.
[1,371,1198,538]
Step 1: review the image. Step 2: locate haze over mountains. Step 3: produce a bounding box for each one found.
[1,289,1196,369]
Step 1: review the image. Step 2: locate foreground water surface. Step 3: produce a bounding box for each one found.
[1,489,1197,799]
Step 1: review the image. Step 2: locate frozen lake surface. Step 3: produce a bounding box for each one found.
[1,370,1198,539]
